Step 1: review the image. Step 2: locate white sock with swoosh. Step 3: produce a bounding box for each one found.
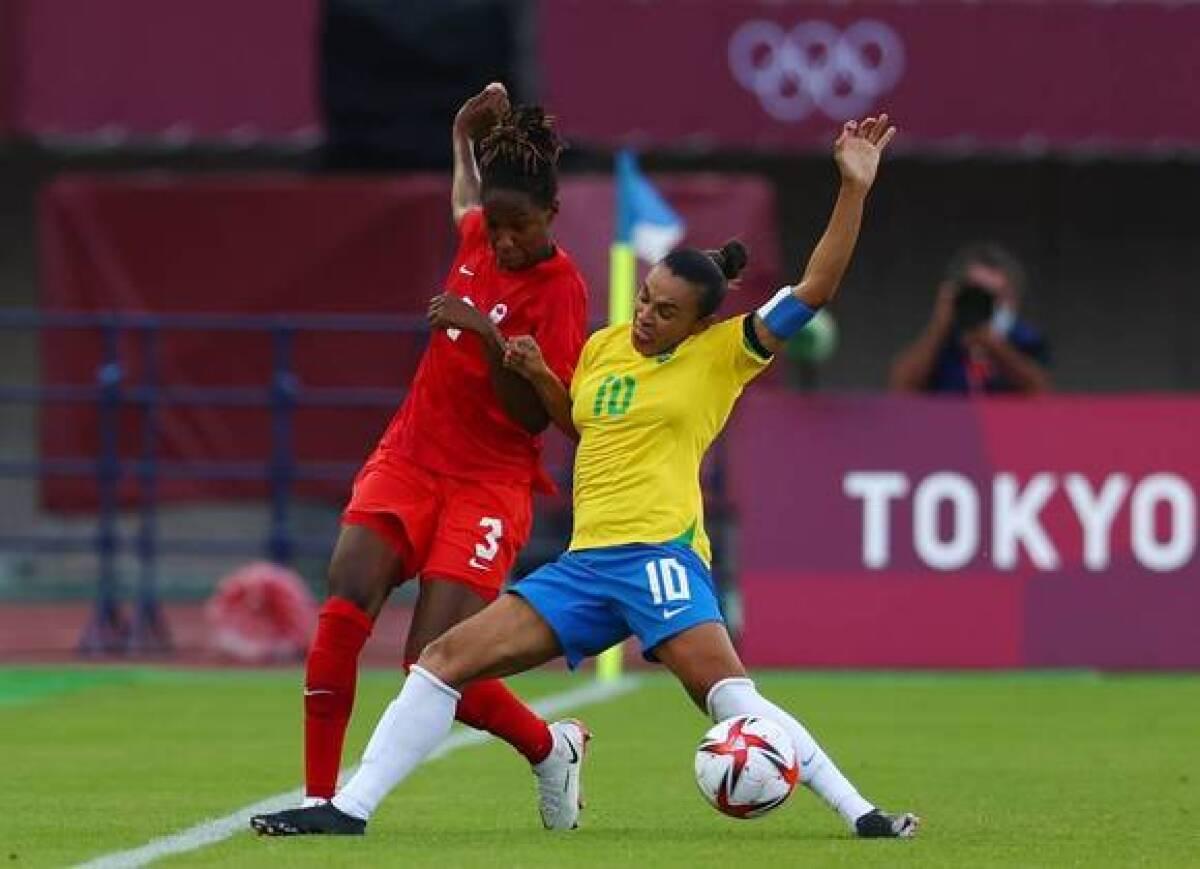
[705,677,873,828]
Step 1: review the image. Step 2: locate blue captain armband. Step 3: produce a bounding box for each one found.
[756,286,818,340]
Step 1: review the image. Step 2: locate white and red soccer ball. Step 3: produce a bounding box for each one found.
[695,715,799,819]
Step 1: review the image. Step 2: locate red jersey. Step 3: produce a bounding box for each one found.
[378,209,588,490]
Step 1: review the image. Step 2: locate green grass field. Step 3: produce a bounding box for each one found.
[3,667,1199,868]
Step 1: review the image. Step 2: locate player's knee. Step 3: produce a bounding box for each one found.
[418,627,500,688]
[326,558,386,615]
[415,633,464,685]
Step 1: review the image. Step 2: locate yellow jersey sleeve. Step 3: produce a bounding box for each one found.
[707,315,773,386]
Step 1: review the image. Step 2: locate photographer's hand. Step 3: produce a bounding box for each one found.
[963,327,1051,395]
[931,282,957,334]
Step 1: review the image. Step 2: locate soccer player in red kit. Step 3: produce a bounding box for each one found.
[259,83,591,832]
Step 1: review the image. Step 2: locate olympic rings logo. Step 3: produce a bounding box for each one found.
[729,20,905,123]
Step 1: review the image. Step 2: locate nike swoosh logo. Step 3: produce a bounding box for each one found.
[800,752,817,767]
[304,689,334,697]
[561,738,580,793]
[662,606,690,619]
[459,265,474,276]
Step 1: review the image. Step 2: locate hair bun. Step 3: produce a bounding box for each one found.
[708,240,749,281]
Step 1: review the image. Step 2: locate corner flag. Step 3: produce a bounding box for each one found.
[608,150,686,323]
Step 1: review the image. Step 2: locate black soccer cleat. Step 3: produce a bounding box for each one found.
[250,802,366,836]
[855,808,920,839]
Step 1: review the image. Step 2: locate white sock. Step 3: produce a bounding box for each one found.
[706,677,873,828]
[332,665,459,821]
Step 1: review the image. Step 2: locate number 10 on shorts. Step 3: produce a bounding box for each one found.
[646,557,690,605]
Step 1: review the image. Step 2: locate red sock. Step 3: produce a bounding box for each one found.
[458,680,554,763]
[402,657,552,764]
[304,597,373,799]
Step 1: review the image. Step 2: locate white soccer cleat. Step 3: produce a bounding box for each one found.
[532,718,591,831]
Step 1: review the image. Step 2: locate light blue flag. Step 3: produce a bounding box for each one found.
[615,150,685,263]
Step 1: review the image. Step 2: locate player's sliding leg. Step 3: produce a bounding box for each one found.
[655,622,920,839]
[337,594,564,823]
[405,577,554,764]
[251,594,565,836]
[303,525,403,803]
[404,577,588,830]
[251,663,452,837]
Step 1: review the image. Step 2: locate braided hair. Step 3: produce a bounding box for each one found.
[478,106,563,209]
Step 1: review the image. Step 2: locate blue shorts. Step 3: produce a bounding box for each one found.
[509,543,724,669]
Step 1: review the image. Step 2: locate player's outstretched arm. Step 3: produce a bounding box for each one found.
[751,114,896,356]
[451,83,509,225]
[504,336,579,441]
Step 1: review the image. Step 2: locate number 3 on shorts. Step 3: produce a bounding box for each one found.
[469,517,504,571]
[645,557,691,605]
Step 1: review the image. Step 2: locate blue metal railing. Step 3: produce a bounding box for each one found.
[0,309,428,655]
[0,309,737,653]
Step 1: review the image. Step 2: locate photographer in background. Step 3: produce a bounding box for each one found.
[889,243,1051,395]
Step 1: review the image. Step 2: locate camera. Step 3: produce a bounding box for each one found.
[952,283,995,332]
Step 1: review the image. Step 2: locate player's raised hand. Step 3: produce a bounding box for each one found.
[428,293,488,334]
[503,335,548,380]
[834,113,896,192]
[454,82,510,140]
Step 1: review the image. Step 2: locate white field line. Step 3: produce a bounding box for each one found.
[74,676,642,869]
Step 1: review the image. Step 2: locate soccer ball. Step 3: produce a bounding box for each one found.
[694,715,799,819]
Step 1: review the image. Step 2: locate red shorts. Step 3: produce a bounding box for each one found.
[342,451,533,598]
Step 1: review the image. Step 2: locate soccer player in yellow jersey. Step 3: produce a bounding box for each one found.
[262,115,918,839]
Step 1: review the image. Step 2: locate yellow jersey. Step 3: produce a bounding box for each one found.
[568,315,771,565]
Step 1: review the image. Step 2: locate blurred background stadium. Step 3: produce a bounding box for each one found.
[5,3,1200,866]
[0,0,1197,670]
